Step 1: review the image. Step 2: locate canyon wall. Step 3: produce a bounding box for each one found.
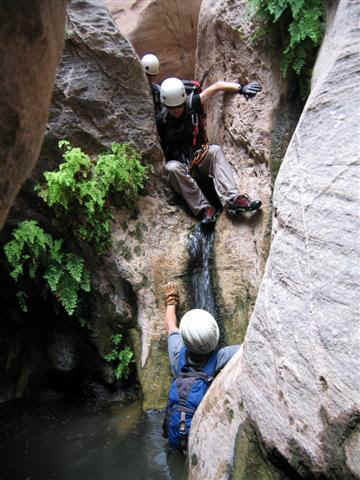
[189,0,360,478]
[0,0,67,229]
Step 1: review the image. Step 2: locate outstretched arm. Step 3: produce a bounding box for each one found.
[200,80,262,106]
[199,81,241,105]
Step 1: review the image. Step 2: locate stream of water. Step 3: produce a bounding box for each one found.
[187,224,216,317]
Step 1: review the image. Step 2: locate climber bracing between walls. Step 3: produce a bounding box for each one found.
[154,73,262,225]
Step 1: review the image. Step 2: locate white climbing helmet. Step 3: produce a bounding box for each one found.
[179,309,220,355]
[160,77,186,107]
[141,53,160,75]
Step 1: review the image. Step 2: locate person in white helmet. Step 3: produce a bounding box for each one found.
[141,53,162,115]
[157,77,263,223]
[141,53,160,76]
[163,282,240,375]
[162,281,240,452]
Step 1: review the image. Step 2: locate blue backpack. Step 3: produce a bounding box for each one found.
[164,347,218,452]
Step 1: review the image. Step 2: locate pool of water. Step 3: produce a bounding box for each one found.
[0,399,187,480]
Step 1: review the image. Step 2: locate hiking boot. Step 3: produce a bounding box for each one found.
[200,206,217,225]
[226,194,262,217]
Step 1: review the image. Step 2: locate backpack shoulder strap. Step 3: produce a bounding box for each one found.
[175,346,188,376]
[186,92,200,147]
[202,350,218,377]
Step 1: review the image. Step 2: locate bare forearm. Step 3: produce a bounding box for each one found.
[200,81,241,104]
[166,305,178,334]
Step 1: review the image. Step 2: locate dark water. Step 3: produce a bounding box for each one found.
[0,399,186,480]
[187,224,216,317]
[0,226,218,480]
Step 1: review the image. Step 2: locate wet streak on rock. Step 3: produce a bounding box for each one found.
[187,224,226,344]
[187,224,216,317]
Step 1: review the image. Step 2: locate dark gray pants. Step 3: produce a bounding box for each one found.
[164,144,238,216]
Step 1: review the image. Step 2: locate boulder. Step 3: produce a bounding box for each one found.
[41,0,159,160]
[189,0,360,478]
[106,0,202,80]
[0,0,67,229]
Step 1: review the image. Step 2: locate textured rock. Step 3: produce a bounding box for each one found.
[0,0,67,230]
[189,0,360,478]
[31,0,292,409]
[32,0,196,409]
[2,0,295,410]
[41,0,159,159]
[106,0,201,80]
[195,0,299,346]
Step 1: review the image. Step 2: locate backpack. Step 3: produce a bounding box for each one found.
[164,347,218,453]
[182,79,202,97]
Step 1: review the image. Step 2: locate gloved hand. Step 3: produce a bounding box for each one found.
[238,82,262,100]
[163,281,179,306]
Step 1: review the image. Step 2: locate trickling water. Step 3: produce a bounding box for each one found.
[187,224,217,316]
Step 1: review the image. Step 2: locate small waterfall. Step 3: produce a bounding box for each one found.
[187,224,217,318]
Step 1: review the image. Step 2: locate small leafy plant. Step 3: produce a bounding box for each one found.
[36,141,150,253]
[4,220,90,315]
[250,0,325,96]
[104,333,134,380]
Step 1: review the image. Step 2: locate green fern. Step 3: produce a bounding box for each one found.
[104,334,134,380]
[35,141,151,253]
[4,220,91,316]
[250,0,325,95]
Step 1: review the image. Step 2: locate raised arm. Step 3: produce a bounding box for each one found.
[163,282,180,334]
[165,305,178,334]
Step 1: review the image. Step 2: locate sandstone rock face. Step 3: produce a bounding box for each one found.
[30,0,197,409]
[195,0,299,348]
[32,0,293,410]
[0,0,67,230]
[106,0,202,80]
[189,0,360,478]
[4,0,295,410]
[42,0,159,159]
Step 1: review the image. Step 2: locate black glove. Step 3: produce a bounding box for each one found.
[238,82,262,100]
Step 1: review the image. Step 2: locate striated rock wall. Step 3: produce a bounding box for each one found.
[189,0,360,478]
[106,0,202,81]
[0,0,67,230]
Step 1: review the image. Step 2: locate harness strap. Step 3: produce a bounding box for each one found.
[188,92,200,147]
